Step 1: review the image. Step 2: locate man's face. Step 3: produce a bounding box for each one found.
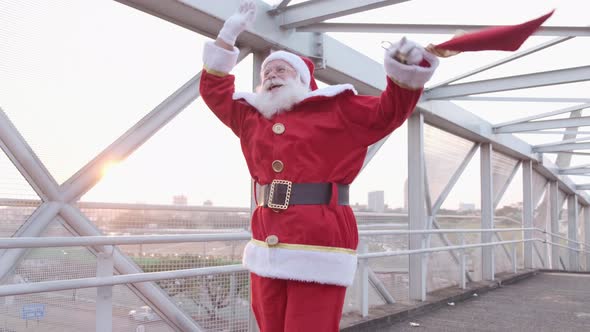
[261,60,298,93]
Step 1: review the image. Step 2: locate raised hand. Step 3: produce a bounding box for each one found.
[218,0,257,46]
[386,37,425,65]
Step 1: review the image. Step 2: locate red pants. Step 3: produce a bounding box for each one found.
[251,273,346,332]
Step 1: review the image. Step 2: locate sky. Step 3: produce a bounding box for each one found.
[0,0,589,209]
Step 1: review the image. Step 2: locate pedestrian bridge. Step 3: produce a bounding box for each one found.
[1,0,589,331]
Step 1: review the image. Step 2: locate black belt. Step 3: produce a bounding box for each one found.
[257,180,349,210]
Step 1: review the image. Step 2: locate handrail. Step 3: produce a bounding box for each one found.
[358,238,544,259]
[0,264,246,297]
[0,232,252,249]
[0,228,537,249]
[535,227,586,246]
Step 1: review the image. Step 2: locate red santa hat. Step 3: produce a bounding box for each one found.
[261,50,319,91]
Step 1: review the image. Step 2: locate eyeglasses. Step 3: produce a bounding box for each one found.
[262,65,295,79]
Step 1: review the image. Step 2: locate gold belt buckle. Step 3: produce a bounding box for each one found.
[267,179,292,210]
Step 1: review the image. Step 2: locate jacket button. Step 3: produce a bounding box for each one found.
[272,123,285,135]
[265,235,279,246]
[272,160,284,173]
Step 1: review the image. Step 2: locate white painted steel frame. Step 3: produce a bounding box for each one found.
[493,103,590,130]
[481,144,495,279]
[1,3,590,332]
[568,195,580,270]
[276,0,408,29]
[424,66,590,101]
[523,160,534,268]
[408,113,426,300]
[585,207,590,269]
[297,23,590,37]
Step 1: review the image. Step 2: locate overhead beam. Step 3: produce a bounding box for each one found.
[278,0,408,29]
[429,36,573,89]
[147,0,385,95]
[495,116,590,134]
[535,142,590,153]
[450,96,590,103]
[297,23,590,37]
[424,66,590,100]
[492,103,590,129]
[559,168,590,175]
[267,0,292,15]
[533,135,590,149]
[577,184,590,190]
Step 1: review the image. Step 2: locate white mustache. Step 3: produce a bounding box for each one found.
[263,78,287,91]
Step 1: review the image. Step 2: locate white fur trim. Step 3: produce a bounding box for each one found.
[384,50,439,89]
[232,84,356,112]
[262,51,311,89]
[242,241,358,286]
[202,41,239,74]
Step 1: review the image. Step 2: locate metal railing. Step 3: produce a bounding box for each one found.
[0,227,588,330]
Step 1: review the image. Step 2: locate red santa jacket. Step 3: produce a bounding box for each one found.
[200,42,437,286]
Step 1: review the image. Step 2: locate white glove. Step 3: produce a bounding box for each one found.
[386,37,424,65]
[218,0,257,46]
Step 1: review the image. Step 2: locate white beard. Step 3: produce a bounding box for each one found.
[253,77,309,119]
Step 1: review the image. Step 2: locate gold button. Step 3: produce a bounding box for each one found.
[272,160,284,173]
[272,123,285,135]
[265,235,279,246]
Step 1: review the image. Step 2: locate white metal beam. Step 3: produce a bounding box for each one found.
[151,0,387,95]
[496,117,590,134]
[481,143,495,280]
[585,206,590,271]
[576,184,590,190]
[408,113,426,300]
[535,142,590,153]
[278,0,408,29]
[0,109,61,201]
[451,96,590,103]
[494,161,521,209]
[561,168,590,175]
[267,0,292,15]
[429,36,573,89]
[424,66,590,100]
[567,195,579,270]
[533,136,590,150]
[550,181,560,269]
[493,103,590,129]
[297,23,590,37]
[523,160,534,268]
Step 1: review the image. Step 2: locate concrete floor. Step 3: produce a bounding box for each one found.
[374,272,590,332]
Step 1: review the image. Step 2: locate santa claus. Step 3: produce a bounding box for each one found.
[199,1,438,331]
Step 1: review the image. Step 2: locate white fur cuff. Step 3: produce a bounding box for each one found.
[203,41,239,74]
[242,241,358,287]
[384,50,439,90]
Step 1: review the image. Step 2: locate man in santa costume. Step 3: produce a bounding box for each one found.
[199,1,438,331]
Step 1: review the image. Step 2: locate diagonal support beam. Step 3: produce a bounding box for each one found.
[424,66,590,100]
[496,116,590,134]
[560,168,590,175]
[278,0,408,29]
[451,96,590,103]
[138,0,386,95]
[267,0,292,15]
[429,36,573,89]
[535,142,590,153]
[533,136,590,150]
[297,23,590,37]
[493,103,590,129]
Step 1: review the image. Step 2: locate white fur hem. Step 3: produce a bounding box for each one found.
[203,41,239,74]
[242,241,357,286]
[233,84,357,111]
[384,51,439,89]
